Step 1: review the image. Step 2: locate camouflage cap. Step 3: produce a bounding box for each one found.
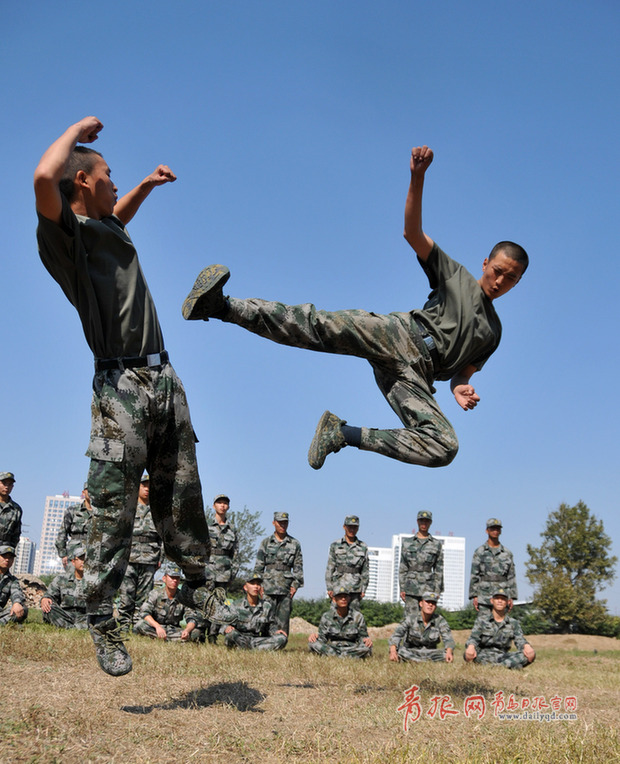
[246,573,263,583]
[417,510,433,521]
[421,590,439,602]
[491,587,509,598]
[162,561,183,577]
[0,472,15,481]
[140,472,150,483]
[333,585,352,596]
[71,545,86,559]
[344,515,360,526]
[487,518,503,528]
[274,512,289,522]
[213,494,230,503]
[0,544,16,555]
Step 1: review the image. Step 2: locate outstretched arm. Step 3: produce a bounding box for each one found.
[403,145,435,261]
[34,116,103,223]
[113,165,177,225]
[450,364,481,411]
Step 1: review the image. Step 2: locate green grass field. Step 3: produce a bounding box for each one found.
[2,616,619,763]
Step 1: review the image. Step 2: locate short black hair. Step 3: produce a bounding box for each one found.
[59,146,103,201]
[488,241,529,274]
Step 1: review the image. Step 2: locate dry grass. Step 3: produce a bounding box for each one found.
[2,618,619,763]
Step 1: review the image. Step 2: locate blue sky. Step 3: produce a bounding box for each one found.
[2,1,619,611]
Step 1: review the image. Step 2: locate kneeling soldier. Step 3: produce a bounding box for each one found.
[389,590,454,663]
[0,545,28,625]
[308,587,372,659]
[41,546,88,629]
[134,563,199,642]
[465,588,535,669]
[222,574,288,651]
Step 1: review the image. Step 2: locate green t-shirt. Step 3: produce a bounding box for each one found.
[37,196,164,359]
[412,242,502,381]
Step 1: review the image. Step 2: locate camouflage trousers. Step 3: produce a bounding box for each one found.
[42,603,88,630]
[85,363,209,615]
[396,645,447,663]
[117,562,158,631]
[403,595,423,617]
[468,647,530,669]
[225,299,458,466]
[309,639,372,659]
[224,630,288,651]
[264,593,293,634]
[133,620,200,642]
[0,605,28,625]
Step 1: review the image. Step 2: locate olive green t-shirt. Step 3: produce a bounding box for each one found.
[36,196,164,360]
[412,242,502,381]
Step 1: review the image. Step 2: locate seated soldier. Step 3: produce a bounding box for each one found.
[40,546,88,629]
[389,590,454,663]
[464,588,536,669]
[134,562,199,642]
[308,587,372,659]
[0,545,28,625]
[222,574,288,651]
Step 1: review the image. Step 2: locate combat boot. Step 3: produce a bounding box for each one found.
[308,410,347,469]
[88,615,132,676]
[182,264,230,320]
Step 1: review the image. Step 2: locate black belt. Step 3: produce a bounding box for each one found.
[415,322,439,371]
[95,351,169,372]
[336,566,361,574]
[133,534,160,543]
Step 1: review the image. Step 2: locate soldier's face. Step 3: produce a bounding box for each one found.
[344,524,358,540]
[0,479,14,499]
[491,595,508,613]
[138,481,150,503]
[164,574,181,591]
[487,526,502,540]
[419,599,437,616]
[334,593,350,608]
[274,520,288,535]
[0,553,15,572]
[72,555,85,573]
[214,500,229,516]
[417,518,431,533]
[244,581,262,597]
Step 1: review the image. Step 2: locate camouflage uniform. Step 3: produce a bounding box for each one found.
[221,243,503,466]
[254,533,304,633]
[202,516,238,641]
[469,543,517,608]
[309,607,371,659]
[42,571,88,629]
[389,610,454,662]
[37,195,210,619]
[117,501,163,632]
[224,595,287,651]
[0,498,22,549]
[0,570,28,624]
[465,610,531,669]
[399,534,444,615]
[134,584,200,641]
[325,536,369,610]
[55,500,91,562]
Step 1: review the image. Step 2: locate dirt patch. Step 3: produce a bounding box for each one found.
[288,616,316,634]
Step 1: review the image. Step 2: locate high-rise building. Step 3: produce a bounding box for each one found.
[34,493,81,576]
[366,533,466,611]
[14,536,36,575]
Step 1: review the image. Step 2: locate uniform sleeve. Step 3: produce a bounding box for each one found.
[292,540,304,590]
[511,618,527,651]
[45,574,63,604]
[9,576,26,606]
[139,589,159,620]
[438,615,455,650]
[317,611,331,640]
[356,611,368,639]
[507,551,518,599]
[399,542,408,591]
[361,543,369,594]
[253,538,267,579]
[418,242,462,291]
[325,542,336,591]
[388,620,407,647]
[435,540,445,594]
[55,507,73,558]
[466,613,485,648]
[468,547,482,600]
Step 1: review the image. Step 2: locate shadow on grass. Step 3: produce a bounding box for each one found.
[121,681,265,715]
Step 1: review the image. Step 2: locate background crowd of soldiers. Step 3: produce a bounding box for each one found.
[1,470,535,668]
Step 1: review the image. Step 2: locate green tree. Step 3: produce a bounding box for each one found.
[525,501,617,633]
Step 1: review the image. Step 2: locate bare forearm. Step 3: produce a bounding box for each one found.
[114,164,177,225]
[404,174,433,257]
[34,122,83,187]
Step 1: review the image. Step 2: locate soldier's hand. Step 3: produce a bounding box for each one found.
[410,145,433,176]
[308,632,318,643]
[523,644,536,663]
[76,116,103,144]
[11,602,25,619]
[146,165,177,187]
[445,648,454,664]
[40,597,52,614]
[155,624,167,640]
[465,644,477,662]
[473,596,479,611]
[453,384,480,411]
[389,645,400,662]
[400,591,406,602]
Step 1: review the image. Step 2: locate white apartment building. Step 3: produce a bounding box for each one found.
[366,533,466,611]
[14,536,36,575]
[34,493,81,576]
